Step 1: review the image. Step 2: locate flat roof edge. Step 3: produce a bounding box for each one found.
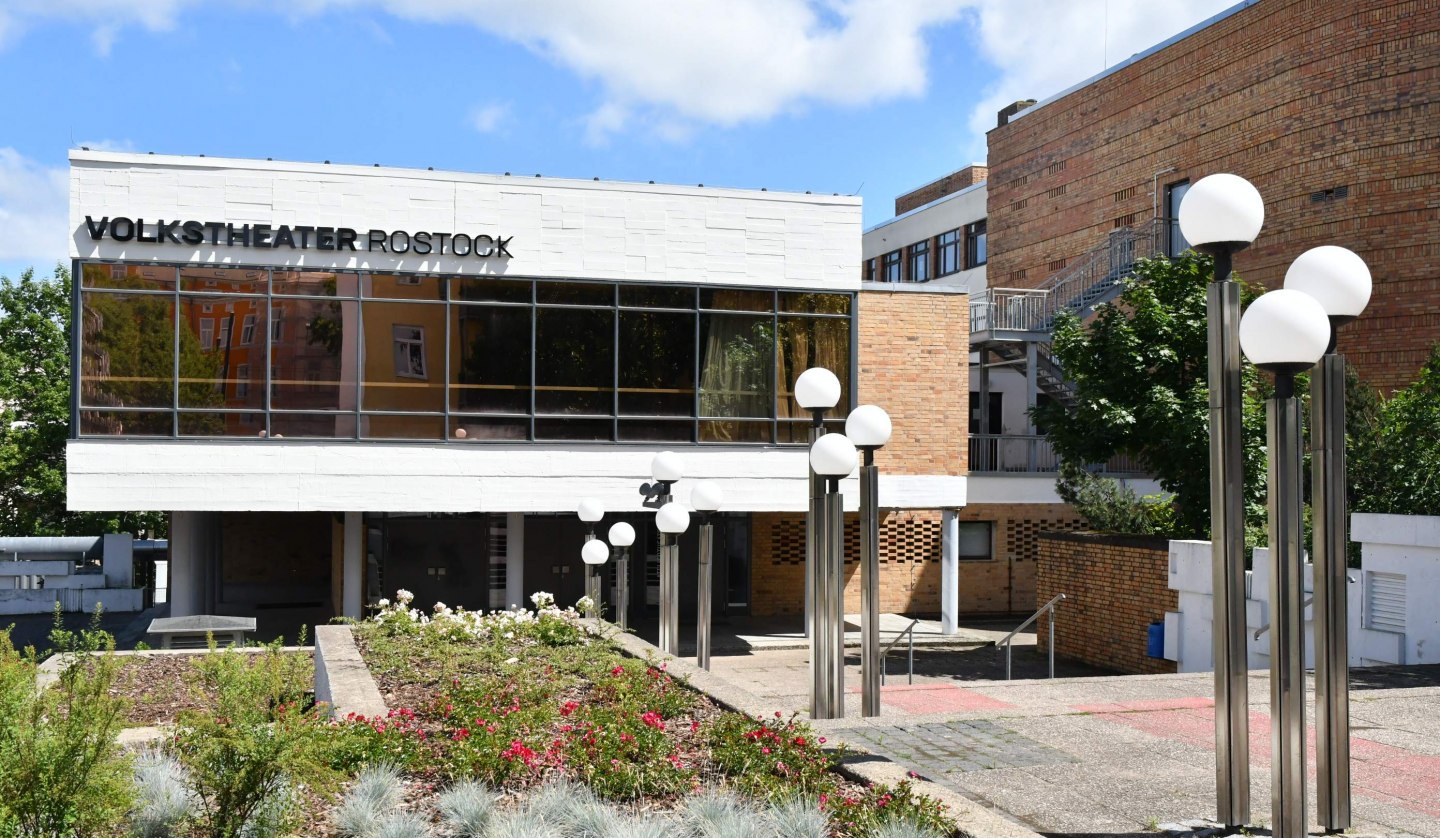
[863,179,987,235]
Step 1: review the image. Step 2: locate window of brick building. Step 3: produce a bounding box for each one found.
[965,220,987,268]
[864,257,877,283]
[956,521,993,560]
[1165,181,1191,257]
[907,240,930,282]
[881,250,901,283]
[937,229,960,276]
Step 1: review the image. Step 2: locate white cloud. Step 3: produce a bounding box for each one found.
[0,148,69,266]
[960,0,1239,153]
[467,103,509,134]
[0,0,194,55]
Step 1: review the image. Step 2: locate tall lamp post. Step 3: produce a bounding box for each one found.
[577,498,606,620]
[651,452,685,655]
[580,539,609,620]
[809,431,857,720]
[691,480,724,671]
[1239,289,1332,838]
[847,405,892,718]
[795,368,842,646]
[1178,173,1264,828]
[1285,245,1371,831]
[608,522,636,632]
[655,499,690,656]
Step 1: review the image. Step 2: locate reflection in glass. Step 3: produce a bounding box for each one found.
[619,311,694,416]
[620,285,694,308]
[360,301,445,412]
[272,270,358,297]
[699,313,772,419]
[619,420,693,442]
[269,413,358,439]
[180,266,268,294]
[535,308,613,414]
[451,277,531,303]
[82,263,175,291]
[450,417,529,441]
[80,292,175,408]
[365,273,445,301]
[779,292,851,315]
[700,288,771,311]
[177,296,265,410]
[361,414,444,440]
[270,299,358,410]
[180,412,265,437]
[535,418,612,441]
[537,281,612,306]
[79,410,172,436]
[777,316,850,420]
[700,420,771,443]
[451,305,531,413]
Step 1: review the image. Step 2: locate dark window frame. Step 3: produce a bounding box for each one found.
[907,240,930,283]
[955,521,994,561]
[937,229,961,277]
[881,250,902,283]
[965,220,987,269]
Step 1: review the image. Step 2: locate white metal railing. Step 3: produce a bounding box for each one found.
[879,618,919,686]
[996,593,1066,679]
[968,434,1144,475]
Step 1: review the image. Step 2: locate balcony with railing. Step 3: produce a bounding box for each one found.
[968,434,1145,476]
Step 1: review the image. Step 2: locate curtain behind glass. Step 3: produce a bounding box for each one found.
[776,316,850,420]
[699,314,773,424]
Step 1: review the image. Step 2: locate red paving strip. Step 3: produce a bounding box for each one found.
[864,684,1015,713]
[1076,702,1440,818]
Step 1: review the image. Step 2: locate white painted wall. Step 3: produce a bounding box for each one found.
[71,152,860,290]
[861,181,986,293]
[1351,513,1440,665]
[966,474,1164,505]
[68,441,966,513]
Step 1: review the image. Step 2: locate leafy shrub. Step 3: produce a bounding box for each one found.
[706,713,839,803]
[823,780,954,838]
[317,709,430,775]
[0,609,133,837]
[1056,461,1176,536]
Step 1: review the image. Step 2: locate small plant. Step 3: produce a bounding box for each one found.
[337,764,405,837]
[131,749,197,837]
[823,780,955,838]
[682,788,764,837]
[706,712,840,803]
[372,811,432,838]
[436,780,499,837]
[484,808,559,838]
[767,797,829,838]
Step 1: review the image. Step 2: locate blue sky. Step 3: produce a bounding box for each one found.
[0,0,1236,281]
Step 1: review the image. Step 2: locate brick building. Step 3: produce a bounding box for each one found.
[986,0,1440,393]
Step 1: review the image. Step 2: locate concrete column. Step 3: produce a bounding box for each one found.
[505,512,525,609]
[168,511,201,617]
[342,512,363,619]
[101,533,133,588]
[941,508,959,635]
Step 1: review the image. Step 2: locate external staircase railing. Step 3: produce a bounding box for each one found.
[879,618,919,686]
[995,593,1066,680]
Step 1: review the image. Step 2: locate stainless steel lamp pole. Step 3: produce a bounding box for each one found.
[577,498,605,619]
[1240,289,1333,838]
[580,539,609,619]
[690,481,724,671]
[1178,173,1265,829]
[847,405,892,718]
[809,432,857,720]
[1285,245,1372,832]
[651,452,685,655]
[795,367,842,698]
[608,522,636,632]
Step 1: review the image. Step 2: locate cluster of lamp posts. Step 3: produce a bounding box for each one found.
[1179,173,1371,836]
[572,369,893,722]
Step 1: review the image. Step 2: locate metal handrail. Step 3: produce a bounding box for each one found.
[1253,575,1356,640]
[880,618,919,686]
[996,593,1066,680]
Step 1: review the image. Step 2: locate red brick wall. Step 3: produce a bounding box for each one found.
[986,0,1440,392]
[1035,532,1176,675]
[895,165,989,215]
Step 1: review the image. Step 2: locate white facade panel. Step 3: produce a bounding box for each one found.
[70,151,860,290]
[67,441,964,513]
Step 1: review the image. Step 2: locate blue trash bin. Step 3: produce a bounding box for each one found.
[1146,620,1165,658]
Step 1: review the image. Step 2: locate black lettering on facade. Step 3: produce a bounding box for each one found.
[84,216,109,239]
[436,233,451,255]
[293,226,315,247]
[252,224,273,247]
[227,223,251,247]
[316,227,336,250]
[452,233,471,256]
[136,218,158,243]
[157,220,182,244]
[337,228,358,251]
[274,225,295,248]
[205,222,224,245]
[181,220,204,244]
[413,231,432,254]
[367,229,388,253]
[495,236,513,258]
[474,234,494,257]
[390,230,410,254]
[110,217,135,241]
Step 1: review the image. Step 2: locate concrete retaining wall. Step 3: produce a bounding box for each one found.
[314,624,387,719]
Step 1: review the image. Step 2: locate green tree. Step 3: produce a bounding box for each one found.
[0,264,166,536]
[1351,343,1440,516]
[1033,253,1268,538]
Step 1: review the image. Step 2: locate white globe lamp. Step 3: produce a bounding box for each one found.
[655,502,690,534]
[651,451,684,484]
[845,405,892,450]
[1178,173,1265,252]
[1239,290,1331,374]
[690,480,724,513]
[607,521,635,548]
[1283,245,1371,326]
[577,497,605,524]
[794,367,842,411]
[581,539,610,565]
[810,433,858,478]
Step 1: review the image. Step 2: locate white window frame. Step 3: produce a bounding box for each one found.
[199,318,214,350]
[392,324,428,379]
[240,313,256,345]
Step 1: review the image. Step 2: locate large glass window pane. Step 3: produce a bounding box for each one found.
[269,413,357,439]
[451,277,531,303]
[180,266,267,294]
[618,310,695,416]
[535,418,613,441]
[618,420,694,442]
[699,420,771,443]
[450,305,532,414]
[966,220,987,268]
[882,251,901,282]
[620,285,694,309]
[450,417,529,441]
[700,288,771,311]
[81,263,175,291]
[270,299,358,410]
[178,296,265,410]
[537,281,612,306]
[956,522,993,560]
[535,309,613,414]
[365,273,445,301]
[779,292,851,315]
[179,412,266,437]
[777,316,850,420]
[908,241,930,282]
[699,313,773,419]
[80,291,175,408]
[272,270,358,297]
[362,414,445,440]
[79,410,171,436]
[360,301,446,412]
